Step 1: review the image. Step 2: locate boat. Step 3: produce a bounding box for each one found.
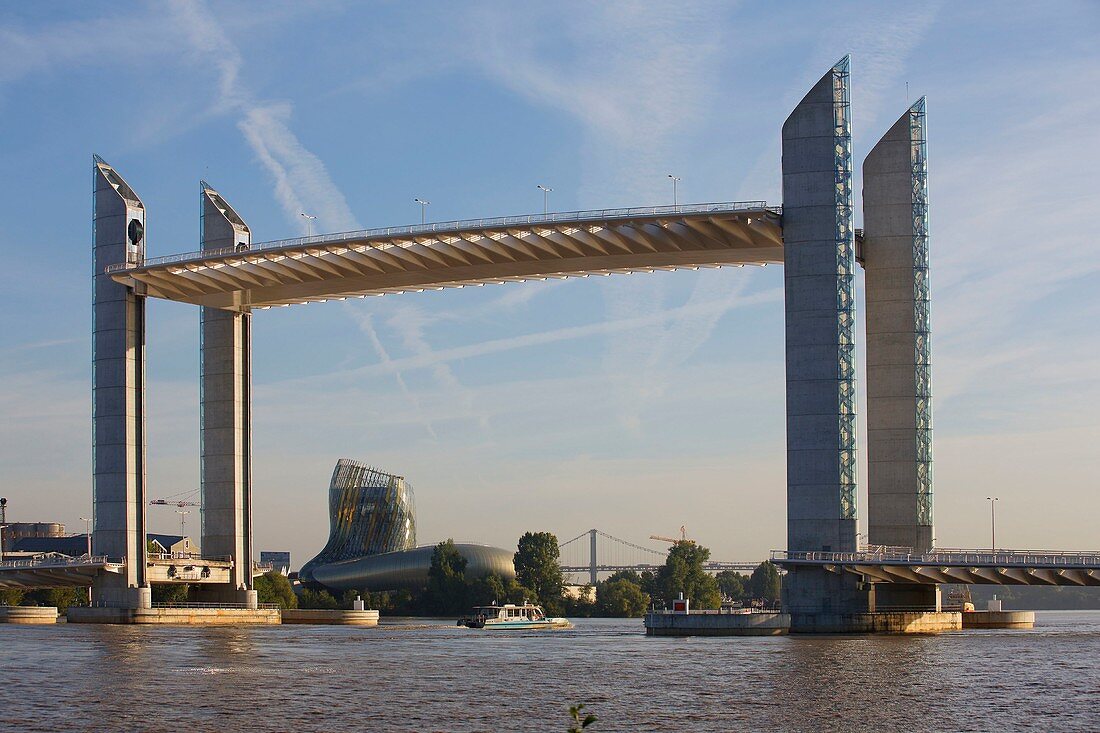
[458,602,572,630]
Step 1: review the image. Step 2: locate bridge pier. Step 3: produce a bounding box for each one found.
[780,57,869,625]
[91,156,150,610]
[193,182,257,609]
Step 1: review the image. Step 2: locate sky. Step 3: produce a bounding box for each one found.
[1,1,1098,571]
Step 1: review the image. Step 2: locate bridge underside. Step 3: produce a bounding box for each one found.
[108,205,783,310]
[0,558,265,590]
[776,559,1100,587]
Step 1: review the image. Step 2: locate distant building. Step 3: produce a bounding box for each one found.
[12,535,89,557]
[260,551,291,575]
[2,522,66,552]
[147,535,194,555]
[299,458,515,592]
[11,534,194,558]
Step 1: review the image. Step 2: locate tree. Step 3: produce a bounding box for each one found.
[254,571,298,609]
[22,587,89,609]
[151,583,189,604]
[469,573,536,607]
[298,587,339,609]
[749,561,782,604]
[0,589,25,606]
[424,539,470,615]
[596,579,649,617]
[715,570,748,601]
[514,532,564,611]
[655,541,721,609]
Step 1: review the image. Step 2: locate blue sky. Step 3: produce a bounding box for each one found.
[1,1,1098,568]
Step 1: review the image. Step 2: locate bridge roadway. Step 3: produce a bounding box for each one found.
[105,202,783,310]
[0,555,270,590]
[772,548,1100,587]
[561,562,762,576]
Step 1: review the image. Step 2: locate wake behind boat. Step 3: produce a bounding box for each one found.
[458,602,572,630]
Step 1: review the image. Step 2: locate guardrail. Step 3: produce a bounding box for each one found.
[151,602,280,610]
[0,555,115,569]
[147,553,232,563]
[104,200,781,273]
[772,549,1100,567]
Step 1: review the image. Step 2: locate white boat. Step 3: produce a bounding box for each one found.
[458,602,572,630]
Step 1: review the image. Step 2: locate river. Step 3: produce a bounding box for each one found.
[1,611,1098,732]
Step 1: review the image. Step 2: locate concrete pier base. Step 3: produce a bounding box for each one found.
[790,611,961,634]
[644,611,790,636]
[280,609,380,626]
[962,610,1035,629]
[0,606,59,624]
[66,606,279,625]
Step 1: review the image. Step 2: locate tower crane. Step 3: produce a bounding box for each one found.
[650,526,694,544]
[149,496,200,539]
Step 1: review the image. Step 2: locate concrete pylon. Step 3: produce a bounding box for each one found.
[862,99,938,613]
[194,182,256,608]
[863,98,934,555]
[780,57,870,621]
[91,156,151,609]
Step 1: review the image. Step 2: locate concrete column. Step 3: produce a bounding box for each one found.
[196,182,255,606]
[781,57,859,555]
[780,57,871,621]
[92,156,151,610]
[863,99,934,554]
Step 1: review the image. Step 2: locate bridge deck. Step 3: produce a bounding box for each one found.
[772,549,1100,587]
[0,555,272,589]
[107,202,783,310]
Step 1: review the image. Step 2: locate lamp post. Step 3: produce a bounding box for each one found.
[414,198,430,225]
[0,524,5,565]
[668,174,681,208]
[537,184,553,215]
[79,516,92,557]
[986,496,999,554]
[299,212,317,237]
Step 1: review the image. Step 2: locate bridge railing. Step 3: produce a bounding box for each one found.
[105,200,780,273]
[0,555,114,569]
[772,548,1100,567]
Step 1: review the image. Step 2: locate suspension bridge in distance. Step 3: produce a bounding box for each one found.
[558,529,763,585]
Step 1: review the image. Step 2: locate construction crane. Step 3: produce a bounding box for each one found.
[650,526,694,544]
[149,496,200,539]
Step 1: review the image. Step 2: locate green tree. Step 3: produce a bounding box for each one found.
[0,589,25,606]
[424,539,470,615]
[298,587,339,609]
[151,583,189,604]
[514,531,564,612]
[715,570,748,601]
[254,571,298,609]
[748,561,782,604]
[655,541,721,609]
[596,578,650,617]
[468,573,537,607]
[22,587,89,609]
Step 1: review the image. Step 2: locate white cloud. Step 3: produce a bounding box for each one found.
[169,0,360,234]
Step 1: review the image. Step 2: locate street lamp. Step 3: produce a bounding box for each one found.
[667,174,681,208]
[79,516,92,557]
[414,198,430,225]
[300,212,317,237]
[537,184,553,215]
[986,496,999,554]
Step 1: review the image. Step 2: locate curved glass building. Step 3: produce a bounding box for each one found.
[299,458,515,591]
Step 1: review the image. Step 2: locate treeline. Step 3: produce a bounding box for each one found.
[0,588,88,608]
[565,543,783,618]
[284,534,784,619]
[965,585,1100,611]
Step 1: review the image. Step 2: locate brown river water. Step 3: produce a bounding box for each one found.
[1,612,1098,732]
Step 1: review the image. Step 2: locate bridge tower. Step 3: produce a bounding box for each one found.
[862,99,938,610]
[193,182,257,608]
[780,57,871,621]
[91,156,150,609]
[589,529,597,586]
